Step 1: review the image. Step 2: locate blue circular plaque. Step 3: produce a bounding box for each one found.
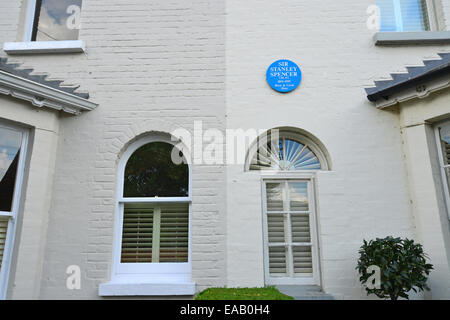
[266,59,302,93]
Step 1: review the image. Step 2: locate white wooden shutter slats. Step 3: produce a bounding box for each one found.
[159,205,189,263]
[0,219,8,271]
[291,215,311,243]
[120,203,188,263]
[121,205,154,263]
[267,215,285,243]
[268,246,287,275]
[293,246,313,275]
[266,181,314,278]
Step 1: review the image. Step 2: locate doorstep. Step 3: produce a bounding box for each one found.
[275,285,334,300]
[98,281,196,297]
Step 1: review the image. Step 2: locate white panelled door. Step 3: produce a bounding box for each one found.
[262,179,320,285]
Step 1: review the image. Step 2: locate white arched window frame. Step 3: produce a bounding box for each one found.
[110,134,192,285]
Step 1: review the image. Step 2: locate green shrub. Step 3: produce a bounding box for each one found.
[195,286,294,300]
[356,236,433,300]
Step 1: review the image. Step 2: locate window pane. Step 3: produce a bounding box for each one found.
[250,133,322,171]
[400,0,429,31]
[124,142,189,198]
[288,144,321,171]
[280,139,315,170]
[159,204,189,263]
[288,182,309,211]
[293,246,313,276]
[267,214,285,243]
[378,0,429,32]
[440,123,450,165]
[33,0,82,41]
[266,183,286,211]
[0,218,8,272]
[439,123,450,194]
[268,246,287,277]
[0,127,22,212]
[120,203,189,263]
[291,215,311,243]
[121,203,154,263]
[378,0,397,31]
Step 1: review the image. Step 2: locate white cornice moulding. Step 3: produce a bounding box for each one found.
[3,40,85,54]
[372,73,450,109]
[0,70,97,115]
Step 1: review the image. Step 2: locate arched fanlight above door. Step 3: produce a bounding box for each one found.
[247,128,330,171]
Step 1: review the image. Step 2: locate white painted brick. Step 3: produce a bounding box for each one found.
[1,0,449,300]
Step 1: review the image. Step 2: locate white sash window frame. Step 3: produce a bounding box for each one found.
[435,121,450,220]
[3,0,85,54]
[0,122,29,300]
[111,134,193,284]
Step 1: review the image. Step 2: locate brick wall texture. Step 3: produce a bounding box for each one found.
[0,0,450,299]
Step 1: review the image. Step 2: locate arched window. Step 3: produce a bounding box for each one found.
[247,129,329,171]
[246,128,330,287]
[109,134,193,289]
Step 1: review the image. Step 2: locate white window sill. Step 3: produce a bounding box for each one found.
[98,281,196,297]
[374,31,450,45]
[3,40,85,54]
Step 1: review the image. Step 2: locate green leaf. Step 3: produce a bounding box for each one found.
[356,236,433,300]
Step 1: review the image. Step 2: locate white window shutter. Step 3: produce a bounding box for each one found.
[265,181,314,278]
[120,203,188,263]
[159,204,189,263]
[267,215,285,243]
[0,219,8,271]
[292,247,313,276]
[268,246,287,276]
[121,204,154,263]
[291,215,311,243]
[266,183,285,211]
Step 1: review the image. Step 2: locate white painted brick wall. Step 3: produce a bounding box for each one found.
[225,0,450,299]
[0,1,21,44]
[1,0,450,299]
[441,0,450,29]
[1,0,226,299]
[0,96,61,299]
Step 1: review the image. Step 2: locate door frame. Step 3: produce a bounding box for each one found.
[261,172,321,286]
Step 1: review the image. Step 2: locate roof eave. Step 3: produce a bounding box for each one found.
[0,70,97,115]
[368,71,450,109]
[366,63,450,103]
